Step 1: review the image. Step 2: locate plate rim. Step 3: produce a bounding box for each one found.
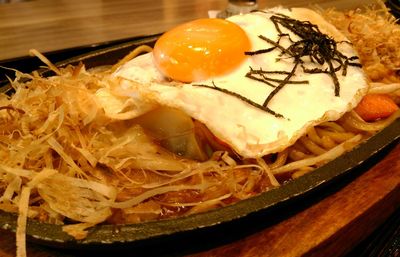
[0,36,399,248]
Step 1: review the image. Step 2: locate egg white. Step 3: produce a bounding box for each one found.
[109,7,369,158]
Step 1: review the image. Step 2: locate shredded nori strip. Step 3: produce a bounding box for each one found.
[244,12,362,114]
[247,67,309,85]
[263,61,300,107]
[192,82,284,118]
[183,11,362,119]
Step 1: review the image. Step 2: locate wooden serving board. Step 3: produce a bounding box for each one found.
[191,144,400,257]
[0,0,397,256]
[0,143,399,257]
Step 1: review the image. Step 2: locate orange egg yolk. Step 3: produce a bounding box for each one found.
[153,18,251,83]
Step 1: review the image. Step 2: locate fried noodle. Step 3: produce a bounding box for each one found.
[0,2,399,256]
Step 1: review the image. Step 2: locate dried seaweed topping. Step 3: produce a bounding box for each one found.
[193,82,284,118]
[245,12,362,114]
[245,67,309,88]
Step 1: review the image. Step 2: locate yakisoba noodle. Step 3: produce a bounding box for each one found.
[0,3,400,257]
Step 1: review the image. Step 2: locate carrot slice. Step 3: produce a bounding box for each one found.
[354,93,399,122]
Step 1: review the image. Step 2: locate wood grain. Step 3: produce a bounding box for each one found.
[0,0,398,256]
[0,0,375,61]
[191,143,400,257]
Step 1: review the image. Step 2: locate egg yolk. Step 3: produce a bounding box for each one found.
[153,18,251,83]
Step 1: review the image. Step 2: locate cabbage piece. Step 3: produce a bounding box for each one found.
[134,107,208,161]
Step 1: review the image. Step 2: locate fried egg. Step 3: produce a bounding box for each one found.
[108,7,369,158]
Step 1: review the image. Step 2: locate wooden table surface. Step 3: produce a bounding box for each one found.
[0,0,376,61]
[1,0,399,257]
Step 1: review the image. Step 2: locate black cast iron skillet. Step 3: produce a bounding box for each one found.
[0,35,399,255]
